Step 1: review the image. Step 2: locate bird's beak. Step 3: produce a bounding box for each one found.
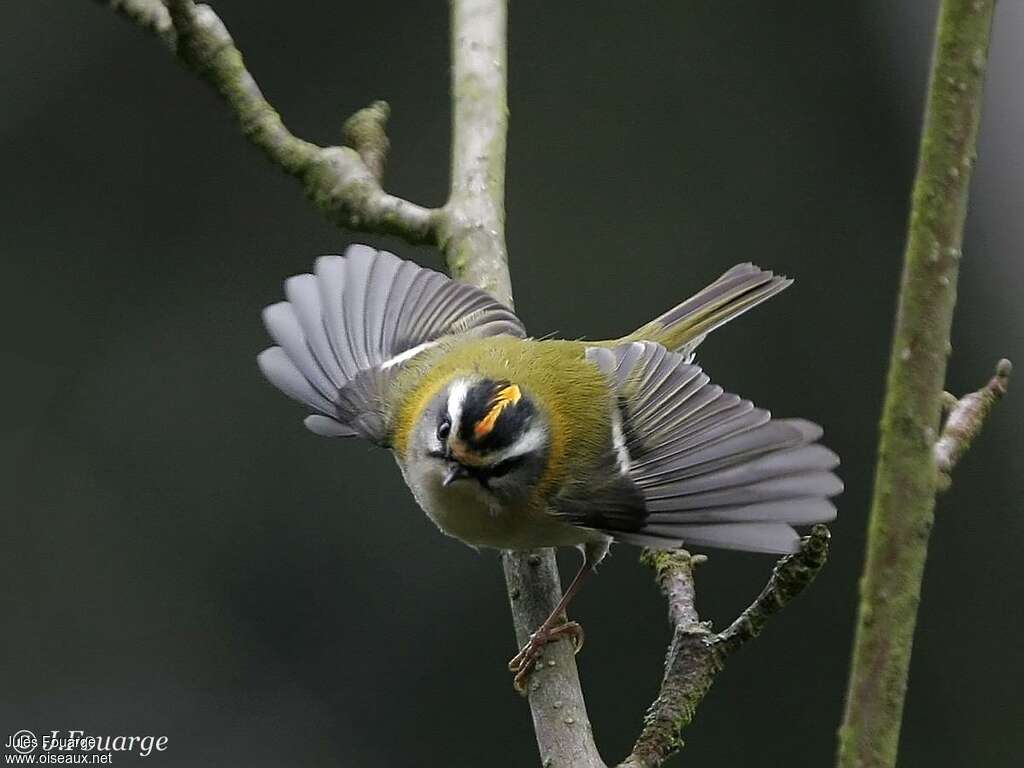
[442,463,470,487]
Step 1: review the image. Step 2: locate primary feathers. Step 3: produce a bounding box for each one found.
[258,244,525,442]
[584,342,839,554]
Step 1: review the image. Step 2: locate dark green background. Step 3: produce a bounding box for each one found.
[3,2,1022,766]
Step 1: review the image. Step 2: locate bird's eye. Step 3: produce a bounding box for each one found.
[437,417,451,441]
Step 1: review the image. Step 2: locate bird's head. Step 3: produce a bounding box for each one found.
[423,376,548,495]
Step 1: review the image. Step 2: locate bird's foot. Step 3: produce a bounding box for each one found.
[508,620,585,694]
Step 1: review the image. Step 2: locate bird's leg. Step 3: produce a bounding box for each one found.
[508,547,600,693]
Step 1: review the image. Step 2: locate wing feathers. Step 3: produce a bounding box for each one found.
[304,414,358,437]
[643,443,839,489]
[342,246,374,370]
[645,498,837,525]
[257,347,334,414]
[262,302,336,400]
[643,522,802,555]
[638,420,821,484]
[645,472,844,511]
[284,274,345,387]
[586,341,841,555]
[314,255,359,380]
[381,260,421,355]
[260,245,526,443]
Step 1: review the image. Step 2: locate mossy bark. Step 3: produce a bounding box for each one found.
[623,528,829,768]
[837,3,997,767]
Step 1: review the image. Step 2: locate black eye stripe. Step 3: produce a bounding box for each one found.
[486,455,525,479]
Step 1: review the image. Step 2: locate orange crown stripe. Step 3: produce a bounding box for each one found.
[473,384,521,440]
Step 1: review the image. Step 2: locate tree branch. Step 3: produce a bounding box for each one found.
[503,551,605,767]
[440,0,514,305]
[98,0,438,242]
[620,527,830,768]
[619,550,716,768]
[107,0,174,44]
[838,3,1003,767]
[341,100,391,182]
[934,358,1011,489]
[715,526,831,656]
[443,2,604,764]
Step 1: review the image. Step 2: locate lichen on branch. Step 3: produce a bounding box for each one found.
[620,527,830,768]
[342,101,391,181]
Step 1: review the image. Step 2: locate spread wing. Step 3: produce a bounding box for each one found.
[584,341,841,554]
[258,245,525,444]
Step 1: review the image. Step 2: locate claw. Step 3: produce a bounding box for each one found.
[512,664,532,695]
[507,620,585,694]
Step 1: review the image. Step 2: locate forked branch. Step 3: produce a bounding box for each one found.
[620,527,830,768]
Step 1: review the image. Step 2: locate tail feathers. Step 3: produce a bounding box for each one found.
[628,263,791,356]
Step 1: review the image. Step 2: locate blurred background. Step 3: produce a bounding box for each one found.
[2,1,1021,765]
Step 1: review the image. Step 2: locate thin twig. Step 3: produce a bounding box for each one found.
[618,551,716,768]
[342,101,391,181]
[98,0,438,241]
[934,358,1012,489]
[108,0,174,44]
[838,3,1001,767]
[714,526,830,655]
[620,527,830,768]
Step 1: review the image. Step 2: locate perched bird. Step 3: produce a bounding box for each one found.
[258,244,841,690]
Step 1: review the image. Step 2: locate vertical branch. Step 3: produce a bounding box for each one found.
[503,552,606,767]
[838,3,998,767]
[442,2,605,766]
[441,0,514,306]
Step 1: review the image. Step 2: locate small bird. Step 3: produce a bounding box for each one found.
[258,245,841,691]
